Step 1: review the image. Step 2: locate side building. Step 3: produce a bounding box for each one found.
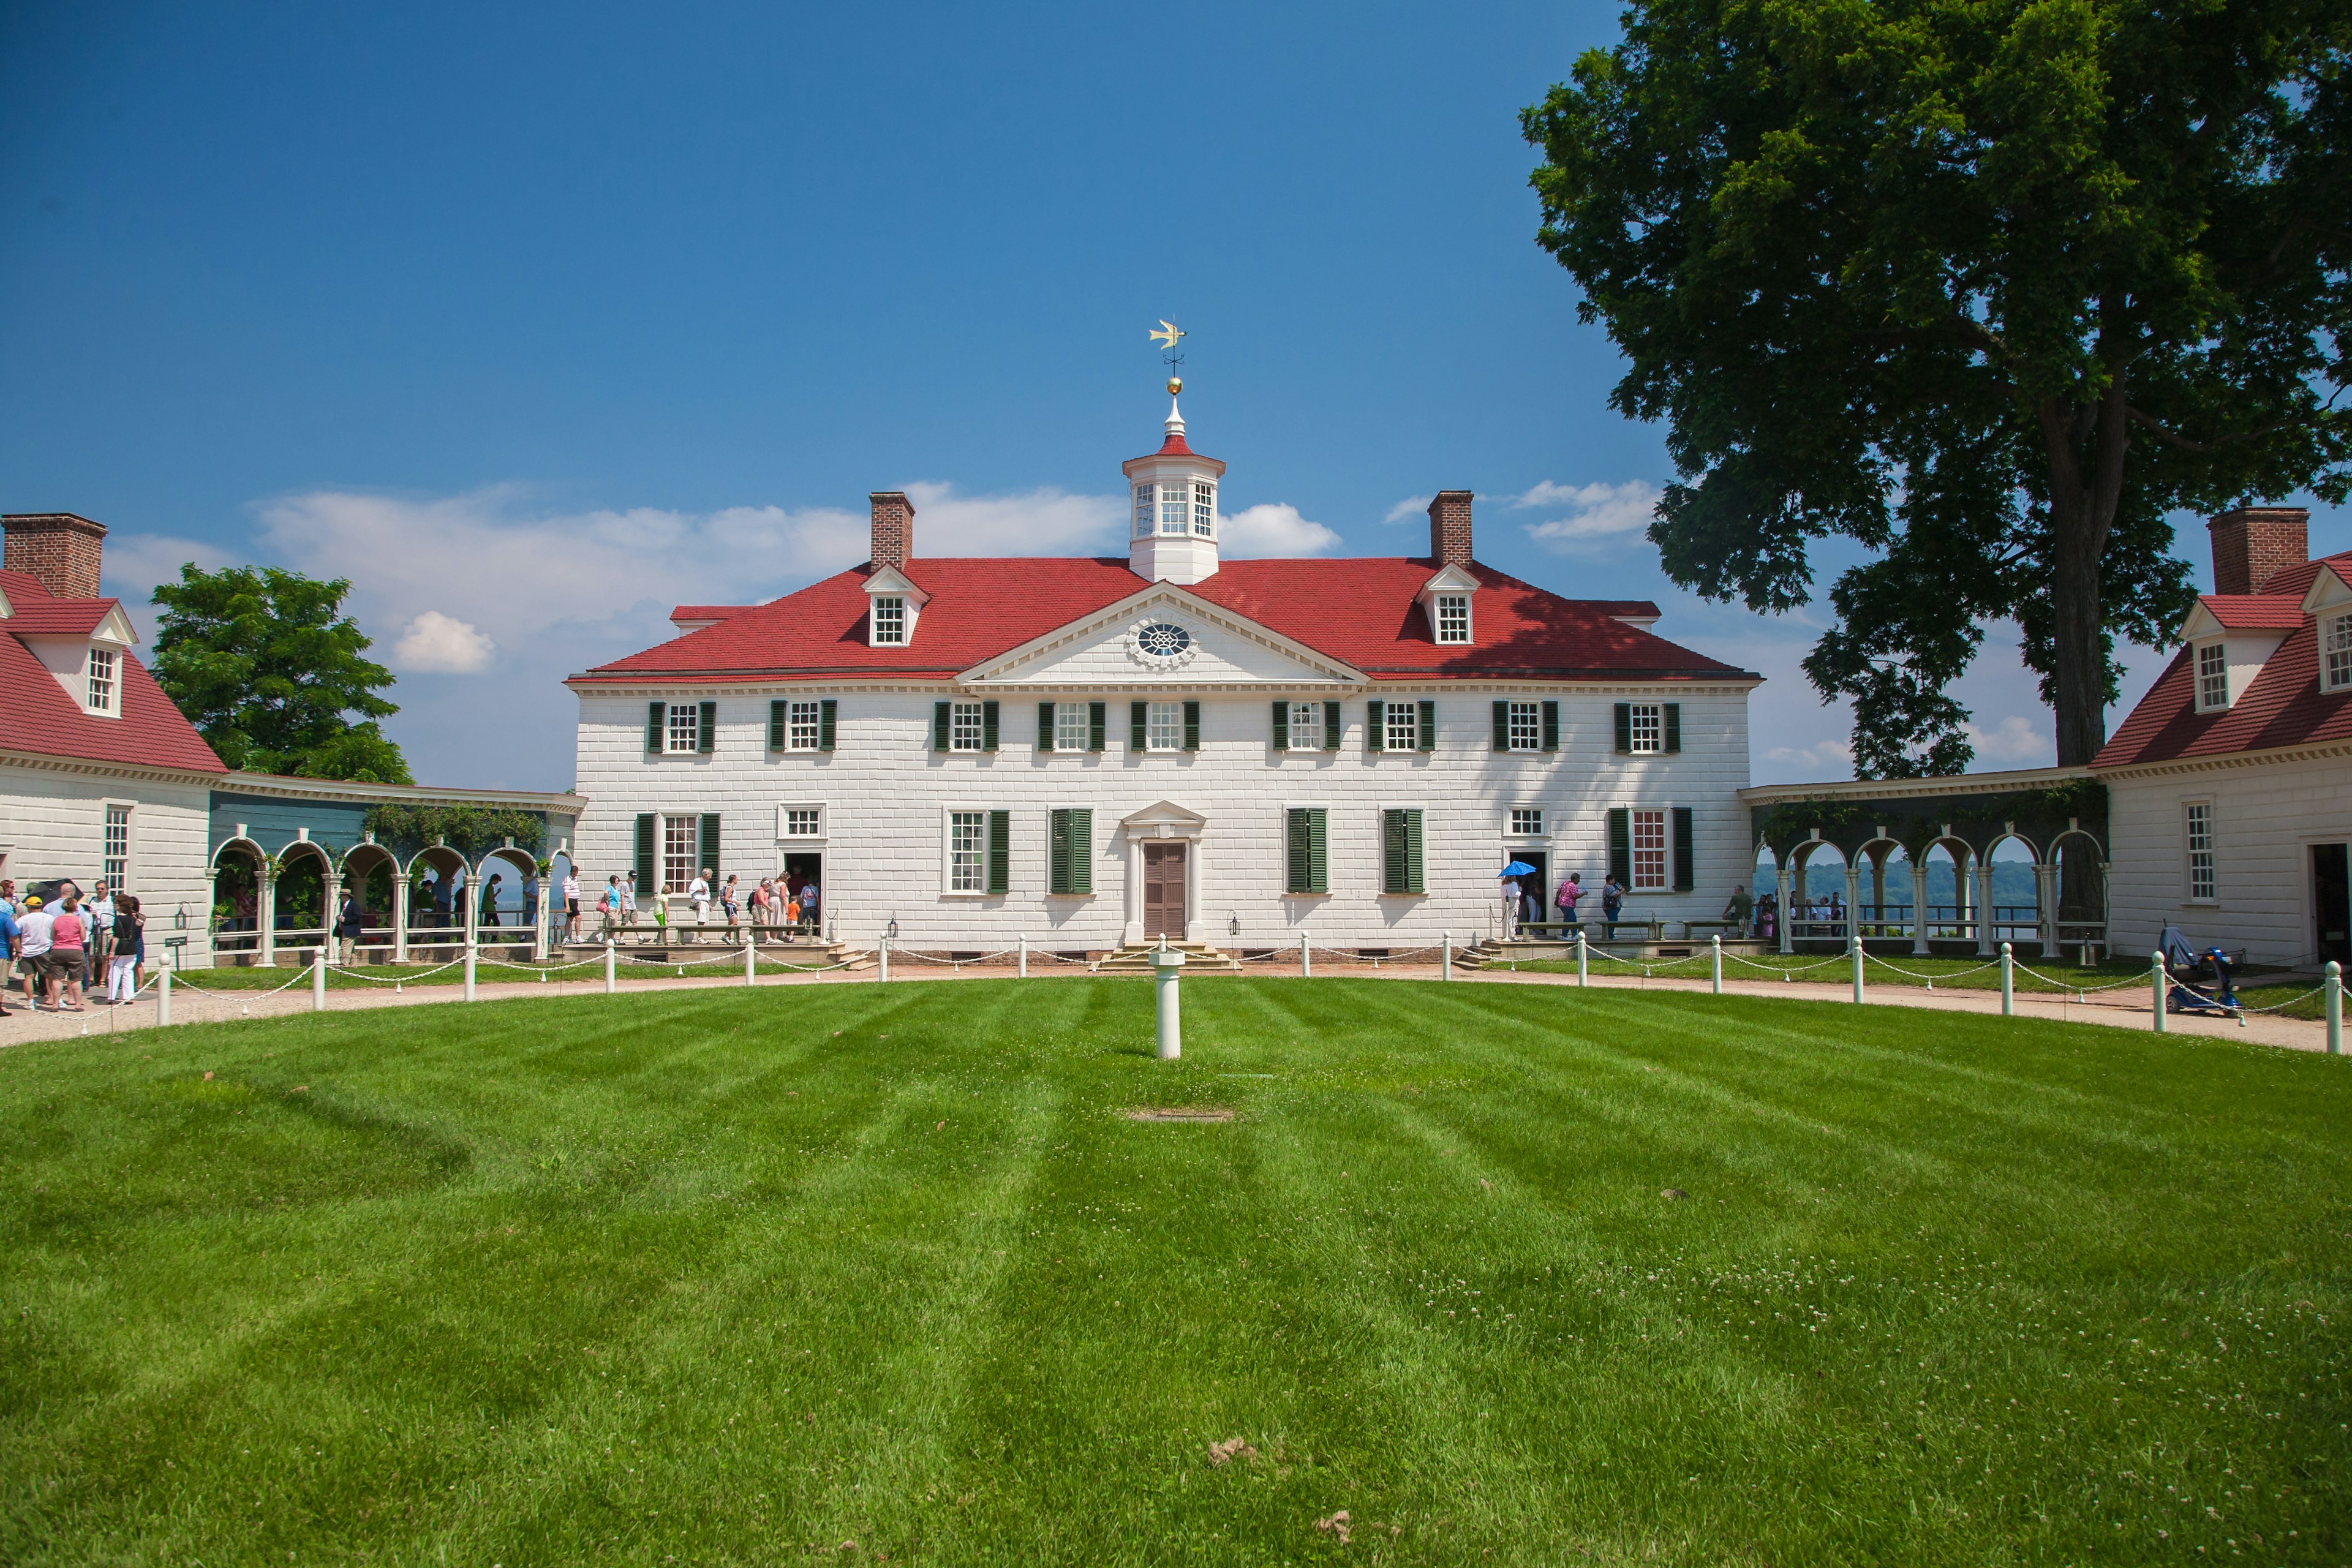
[566,394,1761,951]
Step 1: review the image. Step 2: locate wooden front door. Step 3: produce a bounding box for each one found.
[1143,842,1187,940]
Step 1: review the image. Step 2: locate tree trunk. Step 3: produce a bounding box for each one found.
[2037,368,2130,767]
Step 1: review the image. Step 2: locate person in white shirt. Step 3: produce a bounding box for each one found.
[88,882,116,970]
[16,898,53,1009]
[687,870,712,943]
[563,869,582,941]
[620,874,639,943]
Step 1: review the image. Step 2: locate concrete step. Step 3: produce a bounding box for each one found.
[1091,941,1242,973]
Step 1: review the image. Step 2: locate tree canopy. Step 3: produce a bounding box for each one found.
[149,565,412,784]
[1525,0,2350,772]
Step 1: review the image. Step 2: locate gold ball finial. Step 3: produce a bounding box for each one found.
[1166,375,1183,396]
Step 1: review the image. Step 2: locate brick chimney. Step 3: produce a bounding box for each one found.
[1427,490,1473,567]
[869,491,915,572]
[2208,505,2308,596]
[2,512,107,598]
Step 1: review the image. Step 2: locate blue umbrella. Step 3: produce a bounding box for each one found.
[1498,861,1538,878]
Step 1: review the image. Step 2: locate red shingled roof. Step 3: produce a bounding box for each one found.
[574,557,1752,684]
[2093,549,2352,769]
[0,570,226,774]
[2194,594,2305,631]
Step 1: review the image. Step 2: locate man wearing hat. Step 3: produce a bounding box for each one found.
[15,896,54,1011]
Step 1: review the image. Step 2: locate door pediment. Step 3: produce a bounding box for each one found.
[959,584,1362,691]
[1121,799,1207,840]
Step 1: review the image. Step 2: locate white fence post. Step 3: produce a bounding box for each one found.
[880,935,890,983]
[2000,941,2015,1017]
[157,967,172,1026]
[1441,931,1452,981]
[744,935,756,987]
[312,948,327,1012]
[1577,929,1588,988]
[2150,949,2166,1033]
[463,941,477,1003]
[1300,933,1311,978]
[2327,961,2342,1055]
[1018,933,1028,979]
[604,938,616,995]
[1711,934,1722,996]
[1851,935,1864,1005]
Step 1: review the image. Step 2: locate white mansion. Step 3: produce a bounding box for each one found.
[568,394,1760,950]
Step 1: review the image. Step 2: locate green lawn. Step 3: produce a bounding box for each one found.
[2,980,2346,1564]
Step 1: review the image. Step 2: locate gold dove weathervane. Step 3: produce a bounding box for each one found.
[1150,319,1186,394]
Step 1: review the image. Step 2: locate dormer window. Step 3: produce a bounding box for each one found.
[1192,481,1215,537]
[2324,612,2352,693]
[2195,641,2229,710]
[1133,485,1154,540]
[1435,594,1471,645]
[872,597,907,646]
[1159,483,1189,536]
[85,646,118,715]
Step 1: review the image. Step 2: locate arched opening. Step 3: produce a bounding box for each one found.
[337,844,401,962]
[273,842,334,962]
[1986,834,2040,950]
[1751,844,1781,945]
[2052,829,2108,962]
[472,846,540,953]
[1787,840,1850,948]
[407,844,469,958]
[208,840,266,965]
[1919,839,1973,944]
[1856,838,1911,945]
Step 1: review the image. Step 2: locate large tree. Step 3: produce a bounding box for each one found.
[150,565,412,784]
[1524,0,2350,772]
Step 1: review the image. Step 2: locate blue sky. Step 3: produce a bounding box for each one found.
[5,1,2343,790]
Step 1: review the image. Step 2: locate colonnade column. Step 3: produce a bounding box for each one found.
[1843,865,1862,950]
[1910,855,1931,956]
[1973,865,1996,956]
[2035,862,2059,957]
[1776,865,1793,955]
[392,877,410,965]
[257,873,278,968]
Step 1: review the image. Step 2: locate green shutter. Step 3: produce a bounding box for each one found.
[1183,700,1200,752]
[818,698,836,751]
[634,813,656,894]
[1381,809,1423,895]
[1286,807,1327,895]
[1417,699,1436,752]
[982,700,1000,752]
[698,701,717,753]
[1672,807,1694,891]
[1664,703,1682,754]
[1067,809,1092,894]
[769,699,788,750]
[933,701,951,751]
[1614,703,1632,754]
[1131,701,1147,750]
[1038,701,1057,752]
[1088,701,1106,752]
[699,813,720,884]
[1492,701,1509,752]
[646,701,665,753]
[1366,699,1385,752]
[1323,701,1341,752]
[1542,701,1560,752]
[987,810,1009,894]
[1272,701,1289,750]
[1608,808,1632,886]
[1049,810,1070,894]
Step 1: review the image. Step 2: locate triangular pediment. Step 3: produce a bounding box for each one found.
[93,605,140,646]
[1419,563,1479,595]
[2302,562,2352,617]
[959,583,1363,690]
[2180,602,2227,641]
[862,565,929,604]
[1121,799,1208,838]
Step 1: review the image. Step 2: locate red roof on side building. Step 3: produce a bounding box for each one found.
[0,569,227,774]
[2193,594,2306,631]
[2092,549,2352,769]
[576,557,1752,684]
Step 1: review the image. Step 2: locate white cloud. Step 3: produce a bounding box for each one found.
[1763,737,1855,772]
[1382,494,1434,525]
[898,481,1122,556]
[1521,481,1664,552]
[1964,714,2052,766]
[392,611,496,673]
[1219,503,1343,557]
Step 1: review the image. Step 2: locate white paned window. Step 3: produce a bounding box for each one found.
[782,807,822,839]
[1509,807,1543,837]
[1384,702,1420,752]
[1435,594,1471,644]
[1631,808,1668,891]
[104,804,130,886]
[666,704,701,753]
[1287,701,1323,750]
[2185,801,2215,902]
[1629,703,1663,753]
[872,597,907,646]
[1507,701,1542,751]
[950,702,986,752]
[86,647,117,714]
[2195,641,2228,710]
[1054,702,1090,752]
[948,811,987,893]
[1193,481,1215,537]
[662,815,700,894]
[785,701,822,750]
[2323,612,2352,693]
[1146,701,1184,751]
[1159,483,1188,535]
[1133,485,1155,538]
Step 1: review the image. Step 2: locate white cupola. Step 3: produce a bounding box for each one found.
[1122,379,1227,585]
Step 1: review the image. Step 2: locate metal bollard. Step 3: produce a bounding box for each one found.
[605,938,617,994]
[744,935,756,987]
[2150,949,2166,1033]
[157,967,172,1027]
[879,935,890,983]
[2000,941,2014,1017]
[1577,929,1588,987]
[1300,932,1311,978]
[464,944,477,1003]
[2326,961,2342,1056]
[1710,933,1722,996]
[1441,932,1452,981]
[1018,933,1028,979]
[1851,937,1864,1005]
[1152,938,1185,1060]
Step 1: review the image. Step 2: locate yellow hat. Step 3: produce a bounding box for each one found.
[22,895,41,908]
